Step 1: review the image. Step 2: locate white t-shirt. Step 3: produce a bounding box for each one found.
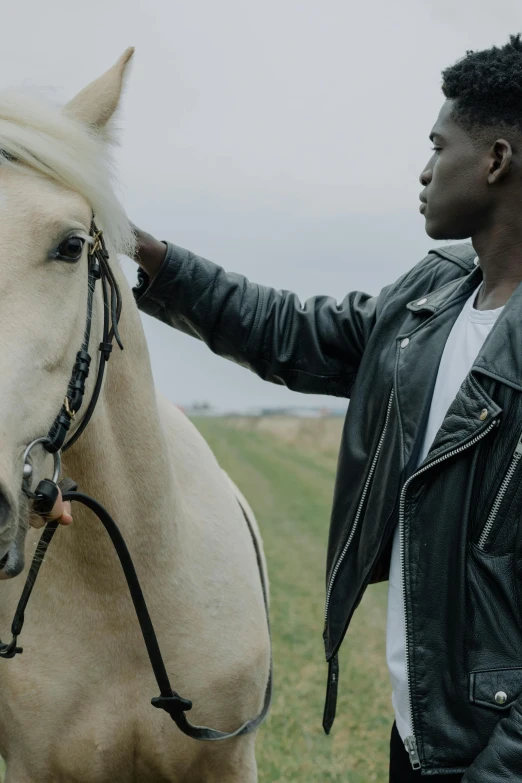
[386,284,504,742]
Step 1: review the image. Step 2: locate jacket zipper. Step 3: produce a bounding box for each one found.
[478,431,522,550]
[324,390,395,625]
[399,417,498,770]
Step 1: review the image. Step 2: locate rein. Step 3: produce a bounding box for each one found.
[0,222,272,742]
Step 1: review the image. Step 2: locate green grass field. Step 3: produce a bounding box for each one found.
[0,417,391,782]
[193,416,392,782]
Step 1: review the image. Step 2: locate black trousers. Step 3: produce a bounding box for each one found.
[389,723,463,782]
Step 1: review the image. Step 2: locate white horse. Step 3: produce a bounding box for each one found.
[0,49,270,783]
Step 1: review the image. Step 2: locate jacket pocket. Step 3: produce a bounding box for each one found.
[469,667,522,711]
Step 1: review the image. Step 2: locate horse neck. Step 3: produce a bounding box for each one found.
[59,271,179,582]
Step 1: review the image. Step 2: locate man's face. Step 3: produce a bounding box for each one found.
[419,100,493,240]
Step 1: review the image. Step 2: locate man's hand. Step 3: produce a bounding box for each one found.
[29,488,73,529]
[131,223,167,281]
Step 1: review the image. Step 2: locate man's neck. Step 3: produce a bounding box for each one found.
[471,228,522,310]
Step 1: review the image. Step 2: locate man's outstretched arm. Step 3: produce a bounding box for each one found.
[131,225,384,398]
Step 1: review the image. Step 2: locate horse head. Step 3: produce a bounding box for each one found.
[0,49,135,578]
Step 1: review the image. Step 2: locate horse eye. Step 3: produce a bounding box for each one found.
[56,236,85,262]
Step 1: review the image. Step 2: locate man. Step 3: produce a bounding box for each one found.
[130,35,522,781]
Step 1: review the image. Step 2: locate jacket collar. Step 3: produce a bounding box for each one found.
[406,263,482,315]
[405,256,522,393]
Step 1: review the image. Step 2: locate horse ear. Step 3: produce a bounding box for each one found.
[65,47,135,130]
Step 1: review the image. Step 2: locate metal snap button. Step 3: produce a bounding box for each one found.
[479,409,488,421]
[495,691,507,705]
[401,338,410,349]
[417,298,428,306]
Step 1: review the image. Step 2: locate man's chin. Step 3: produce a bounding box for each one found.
[423,215,470,242]
[423,217,447,240]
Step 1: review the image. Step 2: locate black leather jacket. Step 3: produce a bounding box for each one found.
[134,241,522,779]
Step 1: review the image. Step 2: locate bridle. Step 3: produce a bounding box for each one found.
[16,220,121,510]
[0,220,272,742]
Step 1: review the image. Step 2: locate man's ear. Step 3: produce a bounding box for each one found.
[65,47,134,130]
[488,139,513,185]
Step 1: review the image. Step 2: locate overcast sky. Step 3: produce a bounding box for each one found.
[3,1,522,410]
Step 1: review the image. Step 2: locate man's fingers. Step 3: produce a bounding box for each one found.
[49,490,73,525]
[61,501,73,525]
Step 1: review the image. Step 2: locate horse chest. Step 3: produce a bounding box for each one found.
[1,707,197,783]
[0,664,199,783]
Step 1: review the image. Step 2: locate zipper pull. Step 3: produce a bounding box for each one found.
[515,433,522,456]
[404,735,421,770]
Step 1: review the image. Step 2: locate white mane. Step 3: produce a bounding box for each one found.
[0,90,134,258]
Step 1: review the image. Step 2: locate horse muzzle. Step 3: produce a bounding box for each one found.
[0,535,25,579]
[0,495,27,580]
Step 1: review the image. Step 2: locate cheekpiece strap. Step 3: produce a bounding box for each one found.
[45,219,116,455]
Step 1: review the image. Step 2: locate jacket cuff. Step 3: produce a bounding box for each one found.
[132,242,187,319]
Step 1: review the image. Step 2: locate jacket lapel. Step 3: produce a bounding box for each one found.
[395,266,485,472]
[472,278,522,393]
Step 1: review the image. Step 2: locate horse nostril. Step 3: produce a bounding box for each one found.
[0,490,12,531]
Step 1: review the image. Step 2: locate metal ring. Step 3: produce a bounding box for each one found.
[22,437,61,485]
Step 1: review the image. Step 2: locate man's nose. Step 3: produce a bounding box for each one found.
[420,167,432,186]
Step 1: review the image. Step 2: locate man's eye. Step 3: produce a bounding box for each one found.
[56,236,85,262]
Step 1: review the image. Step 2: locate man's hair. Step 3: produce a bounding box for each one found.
[442,34,522,135]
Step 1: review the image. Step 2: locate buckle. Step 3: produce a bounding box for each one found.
[0,636,23,659]
[151,691,193,718]
[33,479,60,516]
[99,342,113,361]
